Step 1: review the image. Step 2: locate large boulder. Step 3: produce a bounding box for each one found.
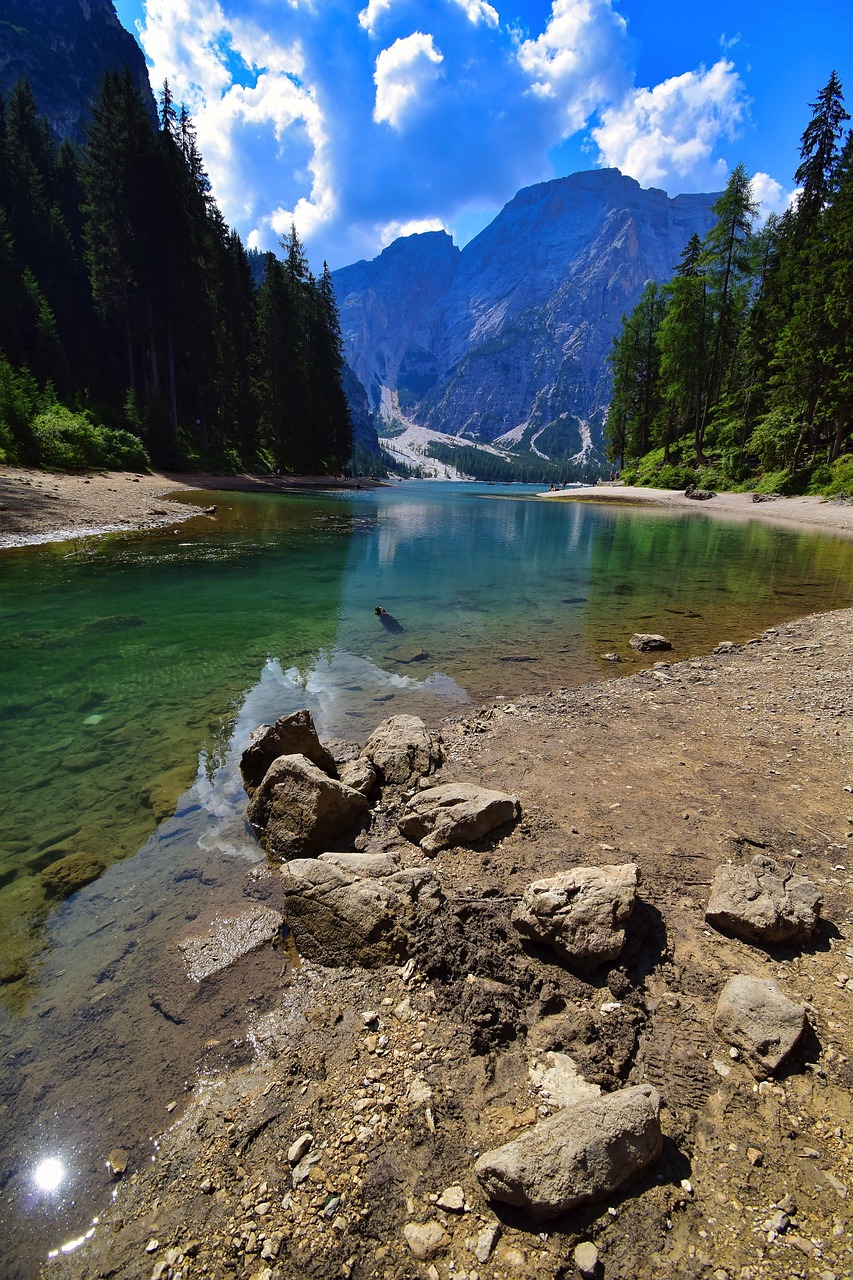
[177,906,284,981]
[512,864,639,970]
[714,974,807,1078]
[280,856,443,966]
[705,855,821,945]
[361,715,443,787]
[475,1084,662,1220]
[398,781,520,854]
[247,753,369,860]
[240,709,338,790]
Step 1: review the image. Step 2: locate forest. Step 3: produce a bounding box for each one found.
[606,73,853,498]
[0,72,351,475]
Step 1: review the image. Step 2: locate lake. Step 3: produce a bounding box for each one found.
[1,480,852,1273]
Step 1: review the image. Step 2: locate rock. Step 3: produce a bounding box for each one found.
[398,781,520,853]
[436,1184,466,1212]
[402,1220,450,1260]
[361,714,443,787]
[629,633,672,652]
[705,855,821,944]
[512,864,639,970]
[574,1241,599,1277]
[177,905,284,981]
[41,851,106,898]
[474,1222,501,1264]
[240,709,338,790]
[247,753,369,860]
[338,758,379,796]
[280,859,442,966]
[387,646,429,664]
[714,641,737,654]
[287,1133,314,1165]
[475,1084,662,1220]
[752,492,779,502]
[529,1052,602,1108]
[684,485,716,500]
[713,974,807,1078]
[317,850,401,878]
[106,1148,128,1177]
[601,652,620,662]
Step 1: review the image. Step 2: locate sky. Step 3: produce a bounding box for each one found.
[112,0,853,271]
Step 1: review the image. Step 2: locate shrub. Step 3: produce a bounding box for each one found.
[30,404,149,471]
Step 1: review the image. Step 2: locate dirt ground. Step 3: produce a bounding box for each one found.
[41,605,853,1280]
[4,467,852,1280]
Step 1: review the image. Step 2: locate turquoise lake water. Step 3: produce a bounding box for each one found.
[1,480,852,1272]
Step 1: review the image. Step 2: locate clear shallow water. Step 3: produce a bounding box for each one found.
[1,481,853,1273]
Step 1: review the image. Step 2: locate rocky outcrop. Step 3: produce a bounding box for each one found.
[333,170,718,460]
[279,856,442,966]
[241,709,338,790]
[714,975,807,1078]
[474,1084,662,1220]
[361,715,443,787]
[247,754,369,860]
[512,864,639,970]
[398,781,520,854]
[705,855,821,945]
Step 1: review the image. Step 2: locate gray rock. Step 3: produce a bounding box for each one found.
[247,753,369,860]
[177,905,284,981]
[240,709,338,789]
[398,781,520,853]
[629,633,672,652]
[280,858,442,966]
[338,757,379,796]
[705,855,821,944]
[684,485,716,501]
[714,974,807,1078]
[474,1222,501,1263]
[318,850,401,878]
[512,864,639,970]
[574,1241,599,1277]
[475,1084,662,1220]
[361,714,443,787]
[402,1220,450,1260]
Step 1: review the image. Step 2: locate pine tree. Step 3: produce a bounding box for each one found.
[606,282,664,465]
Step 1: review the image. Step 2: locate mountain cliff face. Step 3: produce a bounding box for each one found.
[333,170,719,461]
[0,0,155,141]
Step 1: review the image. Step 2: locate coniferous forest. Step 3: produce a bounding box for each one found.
[606,73,853,497]
[0,73,352,474]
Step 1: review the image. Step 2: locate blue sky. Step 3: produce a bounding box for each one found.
[113,0,853,271]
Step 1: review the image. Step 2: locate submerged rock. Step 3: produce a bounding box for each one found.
[41,851,106,898]
[475,1084,662,1220]
[177,905,284,981]
[247,753,369,860]
[398,781,520,853]
[240,709,338,790]
[629,633,672,652]
[512,864,639,970]
[361,714,443,787]
[705,855,821,944]
[714,974,807,1078]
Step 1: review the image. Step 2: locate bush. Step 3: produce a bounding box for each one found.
[30,404,150,471]
[746,411,802,473]
[819,453,853,498]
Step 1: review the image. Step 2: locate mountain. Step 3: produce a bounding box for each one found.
[333,170,719,465]
[0,0,155,142]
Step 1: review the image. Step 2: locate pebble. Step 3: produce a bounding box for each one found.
[106,1148,128,1177]
[574,1240,599,1276]
[474,1222,501,1264]
[287,1133,314,1165]
[402,1220,450,1260]
[436,1184,466,1212]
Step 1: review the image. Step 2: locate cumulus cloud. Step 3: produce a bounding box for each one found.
[380,215,448,241]
[358,0,395,37]
[516,0,630,130]
[373,32,445,128]
[591,59,749,188]
[751,171,796,220]
[452,0,500,27]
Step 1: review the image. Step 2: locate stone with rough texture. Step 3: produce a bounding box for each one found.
[41,851,106,898]
[398,781,519,853]
[629,633,672,652]
[475,1084,662,1220]
[529,1052,602,1108]
[574,1241,599,1277]
[177,906,284,981]
[360,715,443,787]
[402,1220,450,1260]
[240,709,337,790]
[714,974,807,1078]
[247,753,369,860]
[705,855,821,944]
[338,757,379,796]
[280,859,442,966]
[512,864,639,970]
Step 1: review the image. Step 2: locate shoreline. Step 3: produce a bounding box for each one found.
[2,467,853,549]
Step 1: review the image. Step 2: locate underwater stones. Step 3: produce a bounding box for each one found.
[629,633,672,652]
[474,1084,662,1220]
[512,864,639,970]
[41,851,106,899]
[360,714,443,787]
[247,753,369,861]
[177,905,284,981]
[240,709,338,791]
[714,975,807,1078]
[706,855,821,945]
[398,781,520,853]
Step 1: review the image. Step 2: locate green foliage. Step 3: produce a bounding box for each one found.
[821,452,853,497]
[30,403,150,469]
[746,410,803,472]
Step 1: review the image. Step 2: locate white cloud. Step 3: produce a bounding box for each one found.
[452,0,500,28]
[358,0,395,37]
[751,170,796,220]
[380,215,448,241]
[373,32,445,128]
[591,59,749,188]
[516,0,629,131]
